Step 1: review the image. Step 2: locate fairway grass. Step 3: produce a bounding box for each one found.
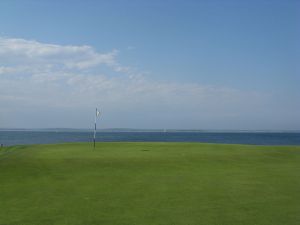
[0,142,300,225]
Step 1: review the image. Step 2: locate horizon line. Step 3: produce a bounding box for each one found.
[1,128,300,133]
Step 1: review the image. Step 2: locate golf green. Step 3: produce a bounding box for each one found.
[0,142,299,225]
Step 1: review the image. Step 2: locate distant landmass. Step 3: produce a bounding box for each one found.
[0,128,299,133]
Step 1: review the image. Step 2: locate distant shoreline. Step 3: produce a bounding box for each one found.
[1,128,300,133]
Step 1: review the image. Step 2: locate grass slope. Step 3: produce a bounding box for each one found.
[0,142,300,225]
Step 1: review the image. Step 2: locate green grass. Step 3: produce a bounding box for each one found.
[0,142,300,225]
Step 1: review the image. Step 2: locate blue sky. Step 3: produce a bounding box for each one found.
[0,0,299,130]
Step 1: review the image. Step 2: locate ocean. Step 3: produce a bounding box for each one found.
[1,130,300,146]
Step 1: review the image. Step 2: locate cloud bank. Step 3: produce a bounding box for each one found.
[0,37,293,129]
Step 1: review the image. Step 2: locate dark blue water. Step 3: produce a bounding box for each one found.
[0,131,300,146]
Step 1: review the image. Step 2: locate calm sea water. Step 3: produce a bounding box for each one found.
[1,131,300,146]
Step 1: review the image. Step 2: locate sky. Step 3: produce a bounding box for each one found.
[0,0,299,130]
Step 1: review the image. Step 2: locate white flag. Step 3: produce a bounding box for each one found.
[96,109,101,117]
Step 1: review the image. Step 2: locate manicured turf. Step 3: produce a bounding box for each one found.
[0,142,300,225]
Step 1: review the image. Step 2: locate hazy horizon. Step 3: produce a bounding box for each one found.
[1,127,300,132]
[0,0,299,130]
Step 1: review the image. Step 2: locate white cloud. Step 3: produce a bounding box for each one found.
[0,37,121,70]
[0,37,284,129]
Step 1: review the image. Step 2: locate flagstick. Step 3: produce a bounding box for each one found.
[93,108,97,148]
